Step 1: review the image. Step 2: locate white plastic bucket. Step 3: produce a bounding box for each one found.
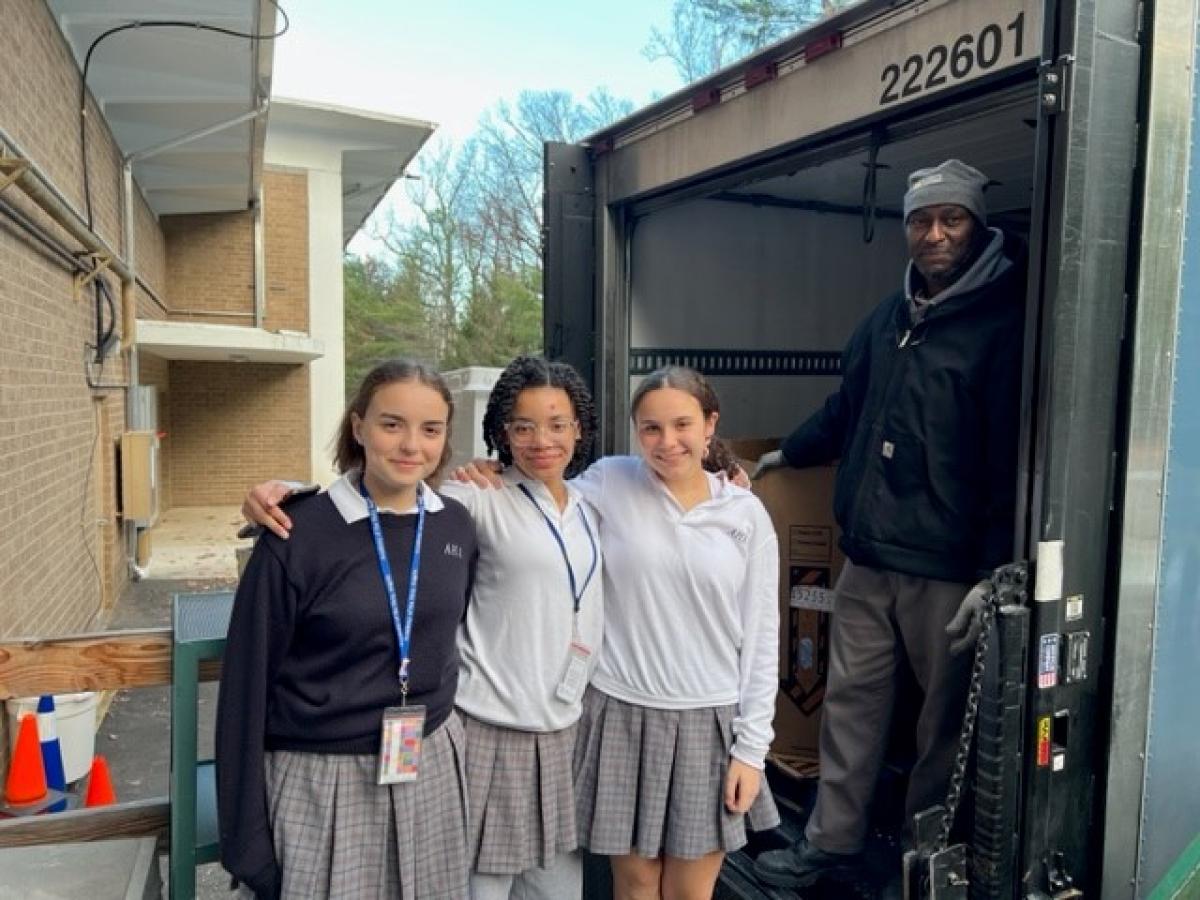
[6,692,98,784]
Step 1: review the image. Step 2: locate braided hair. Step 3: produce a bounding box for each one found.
[481,356,597,479]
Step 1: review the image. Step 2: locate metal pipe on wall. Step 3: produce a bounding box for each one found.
[0,126,132,285]
[121,162,137,352]
[0,194,89,272]
[253,184,266,328]
[120,162,142,576]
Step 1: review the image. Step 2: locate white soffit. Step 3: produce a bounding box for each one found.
[137,319,324,363]
[267,98,437,246]
[47,0,275,215]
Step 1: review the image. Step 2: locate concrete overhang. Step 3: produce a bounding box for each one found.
[47,0,275,215]
[137,319,323,363]
[266,98,437,246]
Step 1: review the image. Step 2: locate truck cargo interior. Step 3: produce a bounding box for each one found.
[627,87,1038,442]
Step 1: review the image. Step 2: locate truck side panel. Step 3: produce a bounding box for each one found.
[1138,21,1200,892]
[1102,0,1200,895]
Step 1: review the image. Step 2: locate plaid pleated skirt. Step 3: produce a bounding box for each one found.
[573,687,781,860]
[461,713,577,875]
[261,712,470,899]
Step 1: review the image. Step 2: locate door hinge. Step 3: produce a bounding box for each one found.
[1039,55,1075,117]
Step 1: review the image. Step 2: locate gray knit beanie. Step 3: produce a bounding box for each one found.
[903,159,989,225]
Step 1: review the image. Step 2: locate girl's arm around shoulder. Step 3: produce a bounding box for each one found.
[435,479,481,518]
[570,455,638,512]
[435,493,480,543]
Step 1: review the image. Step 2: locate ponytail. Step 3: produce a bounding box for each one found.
[704,435,739,478]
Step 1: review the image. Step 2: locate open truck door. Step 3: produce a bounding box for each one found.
[1011,0,1142,895]
[544,1,1200,896]
[543,142,596,395]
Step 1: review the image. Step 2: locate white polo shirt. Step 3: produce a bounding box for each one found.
[572,456,780,769]
[444,468,604,732]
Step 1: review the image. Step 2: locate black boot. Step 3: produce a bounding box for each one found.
[753,837,861,888]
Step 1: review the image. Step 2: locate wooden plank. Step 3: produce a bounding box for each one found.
[0,798,168,848]
[0,629,172,698]
[0,629,226,699]
[199,658,223,682]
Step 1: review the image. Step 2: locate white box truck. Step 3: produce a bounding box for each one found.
[543,0,1200,896]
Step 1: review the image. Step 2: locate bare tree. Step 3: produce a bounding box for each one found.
[470,88,634,270]
[362,89,632,368]
[644,0,860,85]
[376,141,486,360]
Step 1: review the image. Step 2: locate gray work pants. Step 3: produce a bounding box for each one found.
[805,559,973,855]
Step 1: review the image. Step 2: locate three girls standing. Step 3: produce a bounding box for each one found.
[229,359,781,900]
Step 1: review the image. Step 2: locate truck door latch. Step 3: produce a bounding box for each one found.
[903,806,968,899]
[1045,851,1083,898]
[1039,55,1075,116]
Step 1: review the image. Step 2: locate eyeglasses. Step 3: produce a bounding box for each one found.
[905,210,970,235]
[505,418,578,444]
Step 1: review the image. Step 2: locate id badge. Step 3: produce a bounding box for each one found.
[555,641,592,704]
[378,705,425,785]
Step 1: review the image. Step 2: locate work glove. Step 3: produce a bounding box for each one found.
[945,579,992,655]
[752,450,787,480]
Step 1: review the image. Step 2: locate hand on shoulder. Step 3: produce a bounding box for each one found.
[240,480,319,540]
[449,459,504,489]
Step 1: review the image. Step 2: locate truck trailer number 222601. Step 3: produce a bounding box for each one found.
[879,12,1026,105]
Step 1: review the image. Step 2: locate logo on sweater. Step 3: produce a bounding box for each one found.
[444,542,464,559]
[729,527,749,545]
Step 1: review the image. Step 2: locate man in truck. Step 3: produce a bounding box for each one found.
[751,159,1025,887]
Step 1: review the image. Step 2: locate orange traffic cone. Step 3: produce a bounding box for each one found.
[4,714,48,806]
[83,755,116,807]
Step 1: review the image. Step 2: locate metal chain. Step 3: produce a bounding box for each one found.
[935,563,1025,851]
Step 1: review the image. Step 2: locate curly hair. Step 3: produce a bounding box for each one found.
[334,359,455,479]
[630,365,739,477]
[481,356,597,479]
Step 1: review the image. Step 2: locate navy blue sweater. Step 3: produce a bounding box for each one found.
[215,491,476,899]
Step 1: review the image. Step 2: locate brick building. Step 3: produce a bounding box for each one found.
[0,1,434,638]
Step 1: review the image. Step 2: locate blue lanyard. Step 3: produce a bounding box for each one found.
[359,477,426,696]
[517,483,598,615]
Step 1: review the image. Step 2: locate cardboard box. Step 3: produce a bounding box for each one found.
[731,439,845,775]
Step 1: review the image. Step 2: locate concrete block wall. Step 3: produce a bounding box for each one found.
[168,361,311,505]
[262,167,309,333]
[162,211,255,324]
[157,166,314,505]
[159,166,309,332]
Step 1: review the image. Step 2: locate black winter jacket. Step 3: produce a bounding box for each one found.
[781,231,1025,583]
